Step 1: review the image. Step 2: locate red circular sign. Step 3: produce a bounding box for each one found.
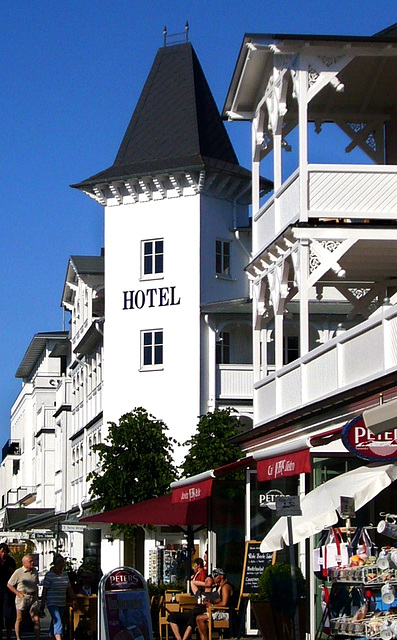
[342,415,397,461]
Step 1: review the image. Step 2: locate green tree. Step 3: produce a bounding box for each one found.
[181,408,242,477]
[87,407,177,537]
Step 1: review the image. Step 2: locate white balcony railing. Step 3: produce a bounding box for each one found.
[254,303,397,428]
[254,165,397,252]
[216,364,253,400]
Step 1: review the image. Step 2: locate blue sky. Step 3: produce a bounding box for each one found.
[1,0,396,442]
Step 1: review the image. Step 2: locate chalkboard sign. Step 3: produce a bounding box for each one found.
[241,541,275,596]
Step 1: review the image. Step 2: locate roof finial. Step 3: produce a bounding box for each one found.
[163,22,190,47]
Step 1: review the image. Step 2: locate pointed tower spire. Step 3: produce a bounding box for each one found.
[73,43,272,202]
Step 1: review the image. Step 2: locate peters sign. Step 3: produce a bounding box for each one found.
[342,415,397,461]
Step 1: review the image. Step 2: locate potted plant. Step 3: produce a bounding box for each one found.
[250,562,306,640]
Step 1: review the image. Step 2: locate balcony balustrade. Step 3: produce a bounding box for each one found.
[216,364,253,400]
[254,303,397,428]
[1,440,21,462]
[253,165,397,253]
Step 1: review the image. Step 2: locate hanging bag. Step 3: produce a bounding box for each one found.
[349,527,378,559]
[323,527,349,576]
[313,529,331,579]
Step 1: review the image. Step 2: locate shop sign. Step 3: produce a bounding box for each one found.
[30,532,55,540]
[100,567,153,640]
[257,448,311,482]
[62,524,86,533]
[342,415,397,461]
[259,489,284,507]
[172,478,213,503]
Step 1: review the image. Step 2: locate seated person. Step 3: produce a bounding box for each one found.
[196,569,233,640]
[77,571,95,596]
[169,563,214,640]
[190,558,207,596]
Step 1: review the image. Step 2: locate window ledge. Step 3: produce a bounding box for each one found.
[215,274,235,281]
[140,275,165,282]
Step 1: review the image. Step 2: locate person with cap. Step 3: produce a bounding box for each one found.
[196,569,233,640]
[7,555,40,640]
[168,561,214,640]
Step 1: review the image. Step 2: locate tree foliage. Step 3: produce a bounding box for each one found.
[87,407,178,537]
[181,408,242,477]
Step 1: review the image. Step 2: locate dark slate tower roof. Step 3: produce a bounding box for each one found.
[73,43,260,190]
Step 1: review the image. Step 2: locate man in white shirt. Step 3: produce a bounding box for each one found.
[7,555,40,640]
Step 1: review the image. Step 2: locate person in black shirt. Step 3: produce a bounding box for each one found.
[0,544,17,640]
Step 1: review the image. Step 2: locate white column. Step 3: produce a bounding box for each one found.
[204,315,216,412]
[275,312,284,371]
[273,131,282,192]
[299,239,310,357]
[298,67,309,222]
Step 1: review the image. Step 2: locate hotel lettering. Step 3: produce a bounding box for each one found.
[123,286,181,310]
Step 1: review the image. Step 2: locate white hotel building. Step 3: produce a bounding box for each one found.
[0,39,268,572]
[3,22,397,598]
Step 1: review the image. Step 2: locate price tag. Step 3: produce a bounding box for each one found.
[340,496,355,519]
[275,495,302,516]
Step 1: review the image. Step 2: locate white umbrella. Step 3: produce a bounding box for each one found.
[260,462,397,552]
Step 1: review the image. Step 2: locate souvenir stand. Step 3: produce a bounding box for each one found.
[317,515,397,640]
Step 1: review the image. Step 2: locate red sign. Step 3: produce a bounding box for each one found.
[257,448,311,482]
[342,415,397,461]
[172,478,213,503]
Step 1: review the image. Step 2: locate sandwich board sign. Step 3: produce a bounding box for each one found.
[99,567,153,640]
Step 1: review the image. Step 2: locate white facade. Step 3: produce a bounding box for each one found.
[104,185,252,458]
[0,41,257,575]
[224,27,397,638]
[223,31,397,434]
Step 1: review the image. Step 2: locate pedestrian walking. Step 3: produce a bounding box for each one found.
[0,543,16,640]
[7,555,40,640]
[40,554,77,640]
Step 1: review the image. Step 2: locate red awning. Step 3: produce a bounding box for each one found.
[257,448,311,482]
[171,457,255,503]
[80,493,207,527]
[172,478,213,504]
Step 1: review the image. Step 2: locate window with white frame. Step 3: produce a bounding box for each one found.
[141,330,163,369]
[216,331,230,364]
[141,239,164,278]
[216,239,231,277]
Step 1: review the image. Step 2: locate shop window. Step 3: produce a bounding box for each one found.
[216,331,230,364]
[141,239,164,278]
[216,240,231,277]
[141,330,163,368]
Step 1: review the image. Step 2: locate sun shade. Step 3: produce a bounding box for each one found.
[80,492,207,527]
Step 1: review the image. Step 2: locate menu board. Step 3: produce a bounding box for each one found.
[241,541,275,596]
[99,567,153,640]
